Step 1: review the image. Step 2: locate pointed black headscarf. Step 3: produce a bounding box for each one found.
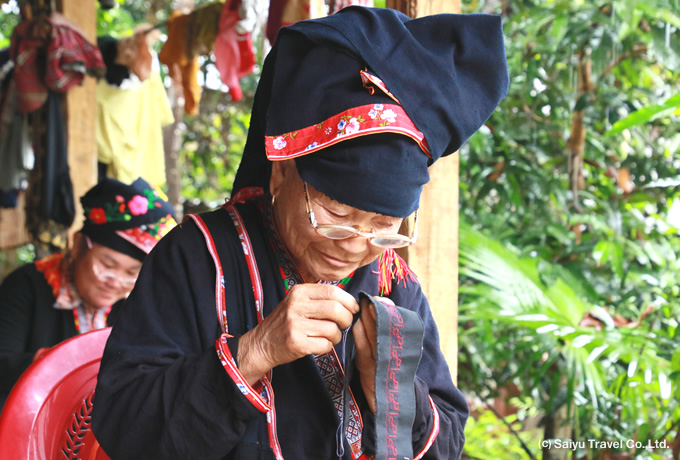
[232,6,509,217]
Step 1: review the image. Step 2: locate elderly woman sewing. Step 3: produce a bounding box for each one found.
[92,7,508,460]
[0,177,176,409]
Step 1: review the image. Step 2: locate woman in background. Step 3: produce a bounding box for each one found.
[0,177,176,409]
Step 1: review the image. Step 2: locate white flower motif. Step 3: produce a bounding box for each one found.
[368,109,378,120]
[273,136,287,150]
[380,109,397,123]
[345,118,361,135]
[373,104,384,110]
[325,127,332,135]
[337,119,347,130]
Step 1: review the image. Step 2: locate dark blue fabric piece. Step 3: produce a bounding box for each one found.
[97,36,131,87]
[360,292,424,460]
[0,189,18,208]
[42,91,75,227]
[279,7,509,160]
[0,48,10,68]
[295,134,429,217]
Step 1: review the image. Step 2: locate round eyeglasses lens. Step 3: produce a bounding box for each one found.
[92,261,136,288]
[315,226,360,240]
[371,236,411,249]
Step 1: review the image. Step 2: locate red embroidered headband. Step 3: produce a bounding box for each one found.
[264,70,431,161]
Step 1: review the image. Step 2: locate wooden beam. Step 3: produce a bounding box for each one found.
[59,0,98,235]
[393,0,462,383]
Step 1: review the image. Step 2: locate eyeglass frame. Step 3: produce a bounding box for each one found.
[302,181,418,249]
[84,235,138,288]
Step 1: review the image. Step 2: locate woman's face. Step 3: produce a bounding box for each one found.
[71,233,143,309]
[270,160,403,282]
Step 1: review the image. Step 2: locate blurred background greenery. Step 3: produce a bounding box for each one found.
[458,1,679,459]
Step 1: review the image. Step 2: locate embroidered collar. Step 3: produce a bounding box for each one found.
[34,252,113,335]
[34,252,84,311]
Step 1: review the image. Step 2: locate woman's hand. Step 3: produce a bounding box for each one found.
[353,297,378,413]
[237,283,359,385]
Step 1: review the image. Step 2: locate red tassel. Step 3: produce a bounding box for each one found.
[376,249,418,296]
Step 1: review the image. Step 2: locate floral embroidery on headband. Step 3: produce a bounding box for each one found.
[266,103,431,160]
[85,188,168,225]
[368,104,398,125]
[116,213,178,254]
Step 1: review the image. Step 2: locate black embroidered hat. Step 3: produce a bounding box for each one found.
[80,178,177,261]
[233,6,509,217]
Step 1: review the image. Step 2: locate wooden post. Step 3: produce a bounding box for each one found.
[390,0,462,383]
[59,0,98,235]
[0,0,97,255]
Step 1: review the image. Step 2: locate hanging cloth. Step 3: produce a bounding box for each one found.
[9,13,105,113]
[266,0,287,45]
[212,0,256,102]
[185,2,224,59]
[0,49,34,195]
[114,25,161,83]
[158,11,201,116]
[41,91,75,227]
[0,79,34,193]
[9,17,51,113]
[267,0,325,45]
[44,12,106,92]
[96,66,174,186]
[97,36,132,87]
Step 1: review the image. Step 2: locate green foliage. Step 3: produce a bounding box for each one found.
[459,224,679,457]
[608,92,680,134]
[97,2,137,38]
[0,244,35,280]
[180,89,251,207]
[0,1,20,49]
[463,407,542,460]
[178,53,262,207]
[460,0,680,456]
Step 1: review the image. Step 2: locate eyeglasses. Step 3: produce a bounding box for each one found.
[303,182,418,249]
[85,236,138,289]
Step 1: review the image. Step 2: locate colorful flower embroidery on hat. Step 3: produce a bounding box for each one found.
[128,195,149,215]
[89,208,107,224]
[116,214,178,254]
[265,103,431,161]
[83,187,169,226]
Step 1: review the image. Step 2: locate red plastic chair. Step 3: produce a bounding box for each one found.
[0,328,112,459]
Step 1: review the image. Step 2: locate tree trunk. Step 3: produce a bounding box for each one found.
[161,0,195,217]
[566,49,593,212]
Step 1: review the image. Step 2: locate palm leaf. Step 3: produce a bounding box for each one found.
[458,222,672,415]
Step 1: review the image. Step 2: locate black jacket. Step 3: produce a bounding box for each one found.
[0,263,121,409]
[92,200,468,459]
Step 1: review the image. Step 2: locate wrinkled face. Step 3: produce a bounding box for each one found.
[71,233,143,309]
[270,160,403,282]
